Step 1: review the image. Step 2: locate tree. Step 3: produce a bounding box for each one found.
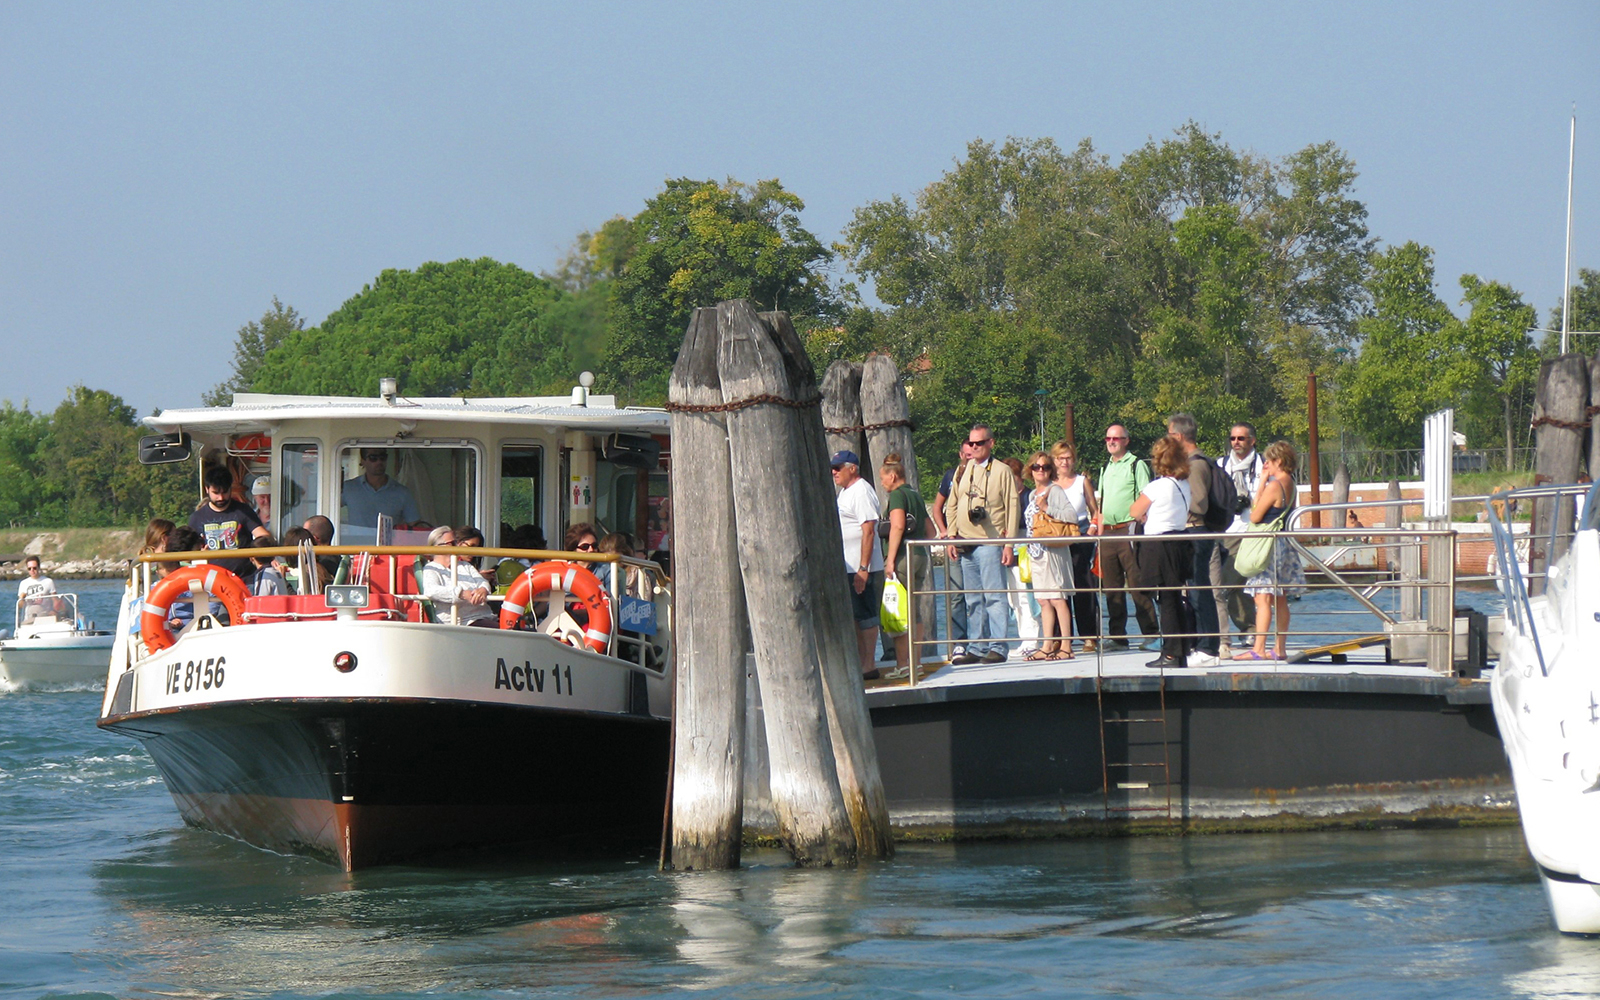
[1548,267,1600,346]
[250,259,579,398]
[204,297,306,406]
[599,177,838,404]
[1456,275,1537,467]
[1340,243,1462,450]
[38,387,152,526]
[0,404,49,526]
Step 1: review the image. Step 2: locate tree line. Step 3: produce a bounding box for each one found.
[4,123,1598,528]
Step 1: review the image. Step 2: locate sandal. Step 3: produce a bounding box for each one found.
[1232,650,1268,661]
[1023,650,1051,662]
[1048,648,1074,660]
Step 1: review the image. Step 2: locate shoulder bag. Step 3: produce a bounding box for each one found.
[1233,484,1294,578]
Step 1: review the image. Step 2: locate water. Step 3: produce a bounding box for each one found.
[4,582,1594,998]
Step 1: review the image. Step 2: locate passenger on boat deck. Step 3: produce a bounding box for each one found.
[188,465,270,583]
[301,515,341,579]
[280,526,331,594]
[494,524,546,591]
[341,449,420,535]
[250,475,272,527]
[163,527,224,625]
[141,519,174,557]
[454,525,485,569]
[249,535,287,597]
[18,556,63,623]
[594,532,648,600]
[419,525,496,627]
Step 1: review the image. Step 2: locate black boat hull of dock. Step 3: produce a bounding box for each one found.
[864,671,1508,833]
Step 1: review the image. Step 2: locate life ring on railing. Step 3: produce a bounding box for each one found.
[139,564,250,654]
[498,561,613,654]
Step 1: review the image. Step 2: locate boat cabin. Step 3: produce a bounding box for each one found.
[141,379,672,563]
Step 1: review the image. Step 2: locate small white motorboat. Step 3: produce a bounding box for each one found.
[0,593,113,688]
[1488,483,1600,935]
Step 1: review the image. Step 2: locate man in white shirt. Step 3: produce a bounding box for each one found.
[16,556,59,623]
[833,450,886,680]
[1213,422,1265,655]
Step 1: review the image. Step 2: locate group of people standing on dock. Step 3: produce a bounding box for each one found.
[831,413,1307,679]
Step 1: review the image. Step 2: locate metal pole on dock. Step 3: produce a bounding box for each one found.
[1307,374,1322,529]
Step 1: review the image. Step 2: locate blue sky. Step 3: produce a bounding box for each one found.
[2,2,1596,416]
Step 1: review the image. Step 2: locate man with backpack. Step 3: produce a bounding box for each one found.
[1166,413,1234,667]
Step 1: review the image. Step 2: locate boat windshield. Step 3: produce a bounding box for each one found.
[17,592,77,629]
[279,441,319,538]
[338,445,478,545]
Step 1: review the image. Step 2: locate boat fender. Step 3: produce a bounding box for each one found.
[498,561,613,654]
[139,564,250,654]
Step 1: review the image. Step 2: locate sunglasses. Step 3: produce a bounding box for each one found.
[1030,463,1052,471]
[1105,436,1127,442]
[1229,436,1251,442]
[966,439,992,447]
[575,542,596,551]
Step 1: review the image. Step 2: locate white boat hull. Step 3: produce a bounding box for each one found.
[0,632,113,687]
[1490,522,1600,935]
[99,617,670,868]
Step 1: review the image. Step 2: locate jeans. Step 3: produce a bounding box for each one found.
[1186,530,1220,655]
[945,549,968,655]
[958,544,1009,657]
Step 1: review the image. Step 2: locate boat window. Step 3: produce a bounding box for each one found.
[279,442,319,538]
[592,460,638,539]
[498,445,544,545]
[338,445,478,545]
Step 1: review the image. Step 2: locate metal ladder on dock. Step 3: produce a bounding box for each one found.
[1094,658,1174,821]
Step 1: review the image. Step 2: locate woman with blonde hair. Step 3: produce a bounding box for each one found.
[1235,440,1306,661]
[1129,436,1194,669]
[878,452,930,671]
[1023,450,1075,660]
[1051,439,1101,652]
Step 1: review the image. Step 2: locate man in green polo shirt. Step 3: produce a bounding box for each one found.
[1097,423,1159,649]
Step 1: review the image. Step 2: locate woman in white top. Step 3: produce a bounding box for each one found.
[1023,450,1075,661]
[1128,436,1194,669]
[419,524,497,627]
[1051,440,1101,652]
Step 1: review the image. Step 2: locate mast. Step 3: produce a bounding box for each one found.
[1562,112,1576,354]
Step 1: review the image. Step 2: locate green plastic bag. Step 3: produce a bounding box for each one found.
[880,576,910,634]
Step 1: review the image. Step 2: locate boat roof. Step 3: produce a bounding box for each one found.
[144,392,670,435]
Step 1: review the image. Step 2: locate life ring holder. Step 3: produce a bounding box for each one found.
[140,564,250,654]
[498,561,613,654]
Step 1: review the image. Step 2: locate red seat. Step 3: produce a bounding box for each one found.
[241,592,406,624]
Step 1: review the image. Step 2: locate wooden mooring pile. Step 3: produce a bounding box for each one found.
[664,300,894,870]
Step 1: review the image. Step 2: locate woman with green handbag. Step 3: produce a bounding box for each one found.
[1233,440,1306,661]
[879,453,930,672]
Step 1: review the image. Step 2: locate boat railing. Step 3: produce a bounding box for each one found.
[895,524,1465,688]
[15,591,81,632]
[1482,482,1598,677]
[132,545,672,672]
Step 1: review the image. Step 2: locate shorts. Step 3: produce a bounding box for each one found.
[848,570,884,629]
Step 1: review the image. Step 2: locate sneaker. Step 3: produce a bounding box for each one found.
[1139,638,1161,652]
[951,653,979,666]
[1187,650,1221,668]
[1145,656,1182,669]
[1105,638,1130,650]
[981,650,1007,664]
[862,669,882,681]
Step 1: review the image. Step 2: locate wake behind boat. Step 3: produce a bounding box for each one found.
[0,592,113,688]
[1488,482,1600,934]
[98,378,674,869]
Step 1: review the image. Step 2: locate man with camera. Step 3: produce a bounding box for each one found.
[1213,422,1265,656]
[942,426,1019,665]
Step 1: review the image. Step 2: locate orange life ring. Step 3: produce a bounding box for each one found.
[140,564,250,654]
[498,561,613,654]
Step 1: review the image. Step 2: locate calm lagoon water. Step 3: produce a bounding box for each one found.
[3,582,1595,999]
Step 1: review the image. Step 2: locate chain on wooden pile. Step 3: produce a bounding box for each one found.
[663,392,822,414]
[1529,404,1600,432]
[824,418,915,434]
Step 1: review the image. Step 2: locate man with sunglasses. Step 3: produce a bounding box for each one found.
[341,448,421,539]
[941,426,1018,665]
[1213,422,1265,655]
[1098,424,1159,649]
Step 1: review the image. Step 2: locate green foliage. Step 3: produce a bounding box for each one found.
[840,125,1376,459]
[250,259,580,398]
[1547,267,1600,349]
[204,297,305,406]
[0,404,49,526]
[599,178,838,404]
